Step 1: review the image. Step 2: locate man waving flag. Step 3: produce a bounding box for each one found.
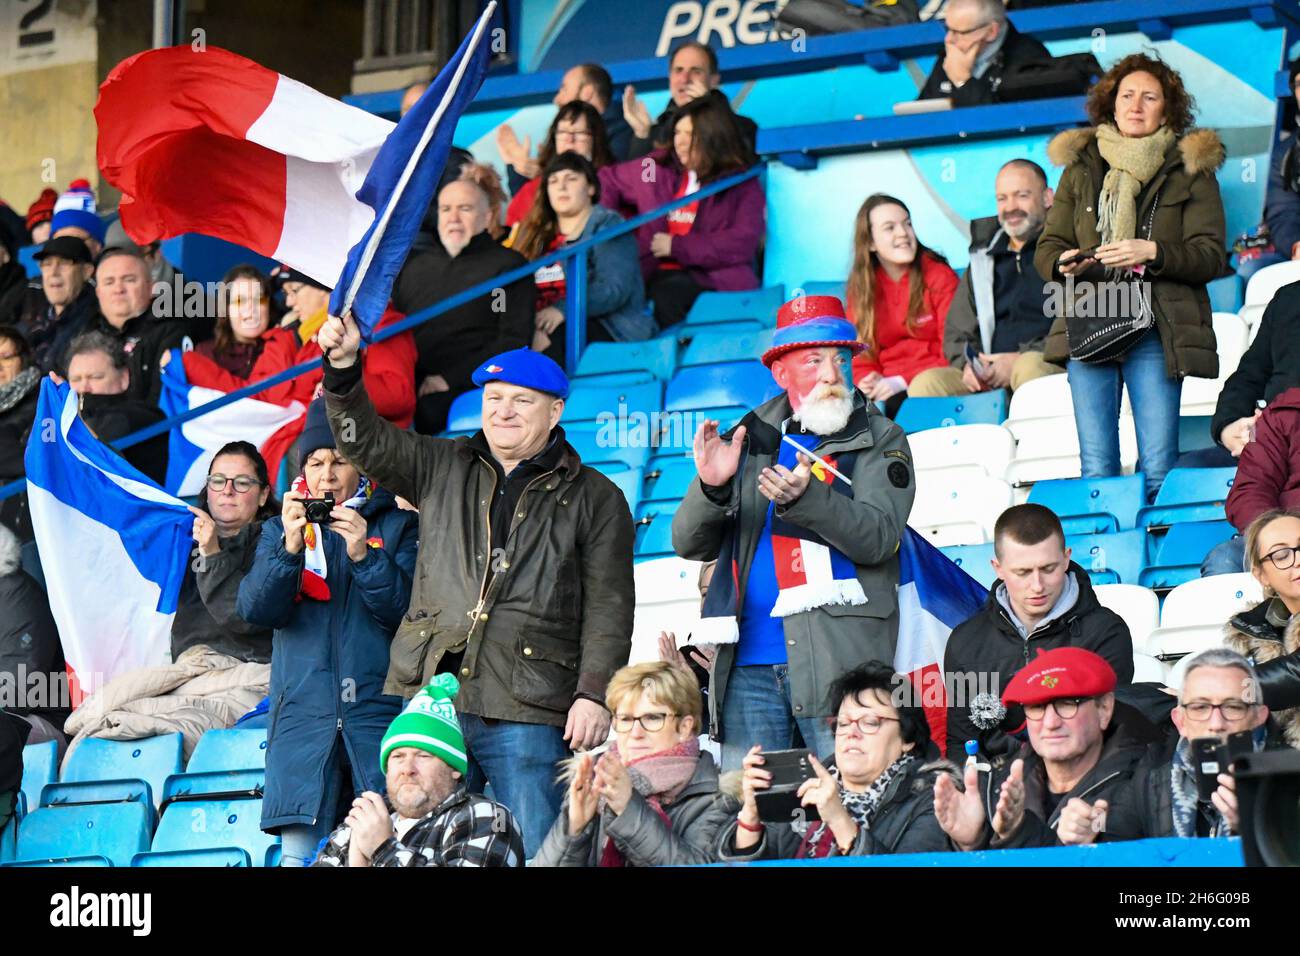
[96,3,496,338]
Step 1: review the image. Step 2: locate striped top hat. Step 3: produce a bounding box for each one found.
[760,294,864,368]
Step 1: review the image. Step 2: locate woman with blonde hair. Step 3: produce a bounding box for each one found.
[533,660,738,866]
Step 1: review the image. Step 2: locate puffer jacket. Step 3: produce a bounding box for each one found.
[716,758,955,860]
[1225,599,1300,748]
[671,392,915,737]
[1224,386,1300,531]
[534,750,739,866]
[237,486,418,830]
[1036,126,1228,379]
[323,373,634,726]
[944,565,1135,759]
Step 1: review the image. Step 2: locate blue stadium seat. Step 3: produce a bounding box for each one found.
[678,330,775,368]
[560,381,663,425]
[574,338,677,384]
[19,540,44,591]
[604,467,643,513]
[1027,475,1145,534]
[149,797,278,867]
[1135,467,1236,530]
[894,391,1008,433]
[635,504,679,561]
[798,280,846,300]
[665,362,780,413]
[940,544,998,590]
[446,388,483,433]
[62,734,184,809]
[14,802,151,867]
[0,813,16,863]
[1139,520,1237,591]
[1066,530,1146,586]
[20,740,57,813]
[40,779,154,823]
[683,286,786,327]
[2,855,113,867]
[1207,274,1242,314]
[566,425,650,472]
[133,847,251,867]
[186,729,268,773]
[160,769,264,807]
[1179,415,1215,454]
[643,458,699,505]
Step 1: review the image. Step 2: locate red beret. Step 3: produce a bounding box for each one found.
[1002,647,1117,707]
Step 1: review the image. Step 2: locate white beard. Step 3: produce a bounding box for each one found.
[793,392,853,436]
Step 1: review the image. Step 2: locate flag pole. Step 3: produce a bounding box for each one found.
[338,0,497,320]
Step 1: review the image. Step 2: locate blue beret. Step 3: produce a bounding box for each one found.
[471,347,570,399]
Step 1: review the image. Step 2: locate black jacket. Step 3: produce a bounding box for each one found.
[0,260,29,324]
[0,371,40,482]
[78,392,169,487]
[944,565,1135,759]
[919,22,1051,107]
[971,702,1157,849]
[86,307,191,405]
[717,760,955,860]
[16,284,98,375]
[0,562,67,728]
[171,522,274,664]
[627,89,758,160]
[0,708,30,833]
[1211,280,1300,448]
[391,230,534,392]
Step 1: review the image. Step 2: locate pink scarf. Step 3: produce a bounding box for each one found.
[597,738,701,867]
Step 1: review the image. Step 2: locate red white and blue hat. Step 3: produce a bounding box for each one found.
[760,295,864,368]
[49,179,105,245]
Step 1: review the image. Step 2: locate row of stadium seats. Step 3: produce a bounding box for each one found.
[1,729,277,867]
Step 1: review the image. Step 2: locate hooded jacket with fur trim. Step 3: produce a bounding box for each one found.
[1225,599,1300,748]
[1035,125,1228,380]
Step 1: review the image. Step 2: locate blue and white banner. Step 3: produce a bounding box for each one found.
[24,379,193,700]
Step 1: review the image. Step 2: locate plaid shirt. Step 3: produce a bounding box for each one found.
[311,787,525,867]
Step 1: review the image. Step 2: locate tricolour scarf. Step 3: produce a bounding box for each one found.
[693,431,866,645]
[1094,123,1175,248]
[292,472,375,602]
[598,737,702,867]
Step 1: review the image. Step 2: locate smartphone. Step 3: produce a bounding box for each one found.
[1058,247,1098,268]
[752,749,821,824]
[1190,737,1227,802]
[964,343,987,380]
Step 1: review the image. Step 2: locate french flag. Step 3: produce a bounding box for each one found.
[24,380,193,704]
[95,3,495,336]
[896,528,987,756]
[158,348,306,497]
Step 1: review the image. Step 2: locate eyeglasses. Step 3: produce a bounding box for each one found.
[1181,700,1254,720]
[228,296,268,310]
[1261,545,1299,571]
[612,712,675,733]
[1023,697,1092,720]
[832,714,900,736]
[555,127,593,140]
[945,20,992,36]
[206,474,262,494]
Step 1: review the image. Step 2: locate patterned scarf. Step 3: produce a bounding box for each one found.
[0,365,39,415]
[1094,123,1175,248]
[1170,737,1226,839]
[291,472,375,602]
[597,738,701,867]
[799,752,917,858]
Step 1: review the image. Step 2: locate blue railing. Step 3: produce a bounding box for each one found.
[0,164,763,504]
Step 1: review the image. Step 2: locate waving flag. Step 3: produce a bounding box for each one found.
[96,2,496,337]
[158,349,306,496]
[896,528,988,755]
[24,380,193,703]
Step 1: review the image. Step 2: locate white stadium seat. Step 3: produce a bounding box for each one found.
[1139,574,1262,677]
[1241,260,1300,331]
[1180,312,1249,416]
[1094,583,1160,652]
[1131,652,1166,684]
[630,557,703,665]
[909,474,1013,547]
[908,424,1015,479]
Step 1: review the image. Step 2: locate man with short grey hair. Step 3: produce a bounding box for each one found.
[1065,647,1275,843]
[918,0,1050,106]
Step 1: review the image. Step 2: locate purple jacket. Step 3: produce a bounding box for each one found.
[599,150,765,292]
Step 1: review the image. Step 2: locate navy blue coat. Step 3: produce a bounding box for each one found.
[237,488,418,830]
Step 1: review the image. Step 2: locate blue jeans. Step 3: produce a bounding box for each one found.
[720,664,838,772]
[1067,330,1181,503]
[279,751,350,867]
[1202,534,1246,577]
[461,715,568,859]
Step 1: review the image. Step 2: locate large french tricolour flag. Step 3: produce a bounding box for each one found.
[95,3,495,336]
[896,528,988,756]
[24,380,193,704]
[158,349,306,496]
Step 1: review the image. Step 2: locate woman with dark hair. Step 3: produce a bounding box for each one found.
[1037,53,1226,503]
[173,440,281,664]
[182,265,303,405]
[513,151,650,361]
[505,101,615,229]
[0,327,41,540]
[717,661,953,860]
[601,94,765,330]
[847,194,959,418]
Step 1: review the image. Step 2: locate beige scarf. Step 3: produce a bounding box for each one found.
[1094,123,1175,245]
